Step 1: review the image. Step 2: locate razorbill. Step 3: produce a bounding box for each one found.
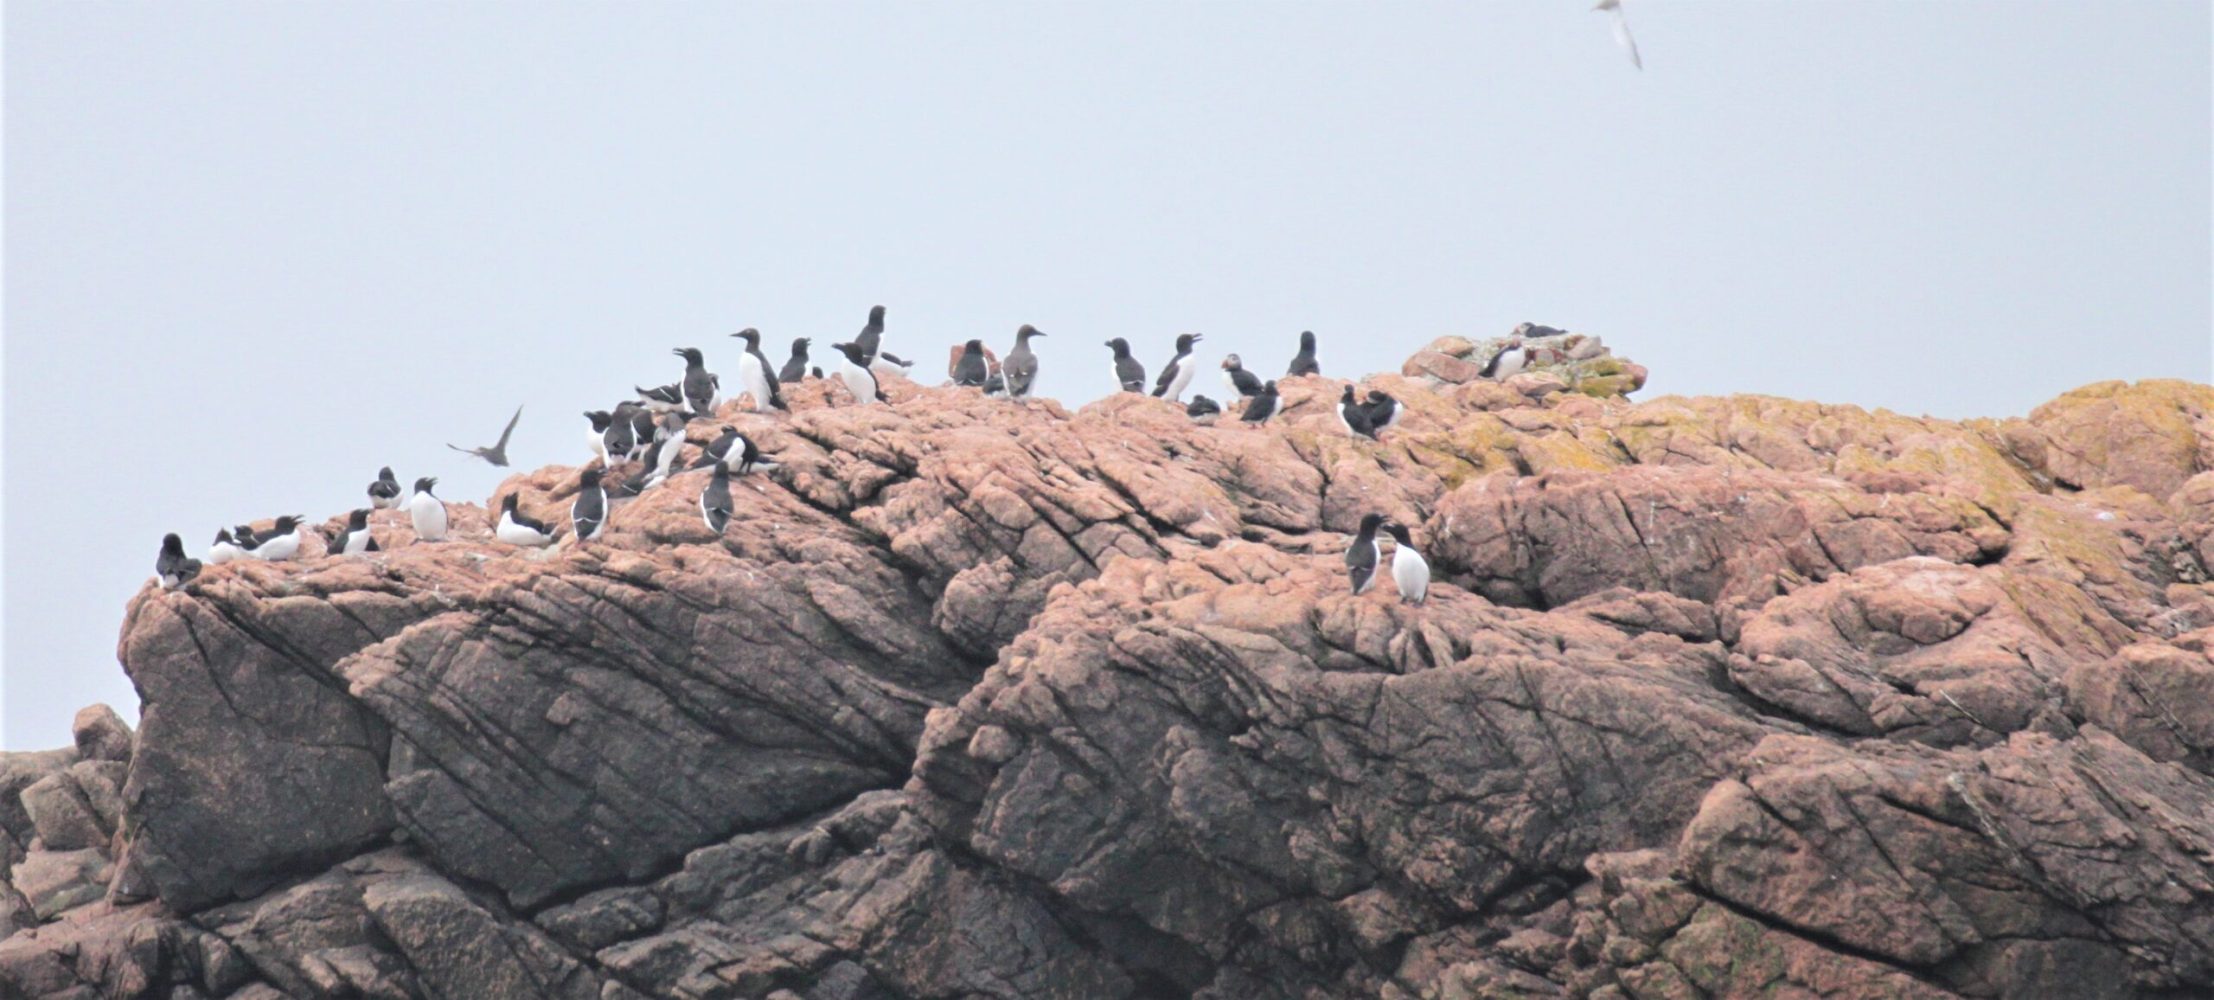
[624,403,658,458]
[1361,391,1403,432]
[1220,354,1263,398]
[1151,333,1203,402]
[691,426,771,474]
[779,338,813,384]
[674,347,720,417]
[409,478,449,541]
[729,328,789,412]
[231,523,263,558]
[1287,331,1321,377]
[1480,341,1531,380]
[636,382,686,413]
[1106,338,1146,393]
[447,405,522,467]
[1241,381,1281,425]
[1336,385,1379,439]
[1003,325,1044,399]
[833,341,888,404]
[855,305,887,363]
[1186,395,1222,422]
[593,408,637,463]
[333,509,379,555]
[1387,522,1429,604]
[700,464,735,534]
[584,411,616,464]
[368,467,403,510]
[156,534,201,589]
[571,468,608,542]
[953,340,990,387]
[495,493,557,548]
[1345,513,1384,595]
[250,516,306,561]
[208,529,244,565]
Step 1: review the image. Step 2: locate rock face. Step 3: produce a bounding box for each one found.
[5,339,2214,999]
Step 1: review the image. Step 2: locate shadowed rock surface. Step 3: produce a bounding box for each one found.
[6,338,2214,998]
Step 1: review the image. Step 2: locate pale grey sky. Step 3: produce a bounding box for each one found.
[4,2,2209,749]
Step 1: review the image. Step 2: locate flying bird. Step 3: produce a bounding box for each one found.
[1595,0,1642,70]
[447,405,522,467]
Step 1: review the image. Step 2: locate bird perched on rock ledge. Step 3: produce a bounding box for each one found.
[155,534,200,589]
[1346,513,1385,595]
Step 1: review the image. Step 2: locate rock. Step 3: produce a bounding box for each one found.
[70,706,132,764]
[11,848,111,920]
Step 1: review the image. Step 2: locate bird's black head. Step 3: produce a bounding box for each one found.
[348,508,370,528]
[161,533,185,554]
[585,411,614,431]
[868,305,886,323]
[832,341,869,364]
[963,339,983,354]
[674,347,703,365]
[1176,333,1201,352]
[1300,331,1317,349]
[1357,512,1385,535]
[272,515,302,532]
[731,328,760,347]
[1105,337,1130,355]
[1261,380,1278,394]
[1221,353,1242,370]
[233,525,256,541]
[414,477,437,494]
[1367,390,1391,403]
[214,528,233,544]
[1341,384,1358,402]
[579,468,603,487]
[1018,324,1044,340]
[791,337,811,351]
[500,493,518,511]
[378,466,396,481]
[1385,522,1414,545]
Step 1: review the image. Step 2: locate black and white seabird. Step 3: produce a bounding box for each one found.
[624,403,658,458]
[584,411,616,464]
[729,328,789,412]
[1387,522,1429,604]
[700,464,735,534]
[833,341,888,404]
[1479,340,1530,380]
[1241,381,1281,425]
[1345,513,1384,595]
[409,478,448,542]
[229,524,262,559]
[953,340,990,387]
[810,366,824,380]
[1336,385,1379,440]
[333,508,379,555]
[1220,354,1263,397]
[1287,331,1321,377]
[674,347,720,417]
[855,305,888,364]
[1361,391,1403,433]
[619,418,688,495]
[495,493,557,548]
[779,338,813,384]
[208,529,244,565]
[368,467,403,510]
[1105,338,1146,393]
[447,405,522,467]
[156,534,201,589]
[571,468,608,542]
[1186,395,1222,421]
[690,425,772,475]
[250,516,307,561]
[592,408,638,464]
[636,382,686,413]
[982,372,1007,396]
[1151,333,1204,403]
[1003,325,1044,399]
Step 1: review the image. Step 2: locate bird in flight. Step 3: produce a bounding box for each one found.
[448,405,523,467]
[1595,0,1642,70]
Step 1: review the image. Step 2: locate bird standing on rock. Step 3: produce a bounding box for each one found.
[1221,354,1263,397]
[368,467,403,510]
[1106,338,1146,393]
[495,493,557,548]
[571,468,608,542]
[729,329,789,412]
[1186,395,1222,422]
[674,347,720,417]
[250,516,307,561]
[1336,385,1378,440]
[1003,325,1044,399]
[693,425,775,475]
[1388,522,1429,604]
[1362,391,1402,433]
[409,479,448,542]
[156,534,200,589]
[855,305,915,375]
[1480,341,1530,380]
[1241,381,1280,425]
[333,509,378,555]
[1151,333,1203,402]
[1287,331,1321,377]
[833,341,889,404]
[208,529,244,565]
[701,464,735,534]
[1346,513,1385,595]
[953,340,990,387]
[779,338,812,384]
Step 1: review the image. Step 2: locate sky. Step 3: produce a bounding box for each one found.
[3,1,2209,749]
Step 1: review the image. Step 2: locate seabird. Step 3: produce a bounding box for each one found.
[447,405,522,467]
[1362,391,1403,433]
[333,509,379,555]
[729,328,789,412]
[1387,522,1430,605]
[1220,354,1263,398]
[1186,395,1222,422]
[855,305,888,363]
[674,347,720,417]
[571,468,608,542]
[231,523,265,559]
[982,372,1007,396]
[1479,341,1531,380]
[1003,325,1044,400]
[1241,381,1281,425]
[810,366,825,380]
[691,425,773,474]
[409,478,448,541]
[833,341,888,404]
[1151,333,1204,402]
[1336,385,1379,440]
[624,403,658,458]
[1287,331,1321,378]
[584,411,615,464]
[1106,338,1146,393]
[1594,0,1642,70]
[156,534,201,589]
[591,408,637,463]
[1345,513,1384,595]
[494,493,557,548]
[953,340,990,387]
[779,338,813,384]
[619,420,688,495]
[249,516,306,561]
[368,467,403,510]
[636,383,686,413]
[207,529,244,565]
[700,464,735,534]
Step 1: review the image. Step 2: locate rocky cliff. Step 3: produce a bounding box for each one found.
[6,335,2214,999]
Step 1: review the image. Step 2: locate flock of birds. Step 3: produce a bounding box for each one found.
[141,305,1564,606]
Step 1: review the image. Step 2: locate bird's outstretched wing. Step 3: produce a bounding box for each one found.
[1609,7,1642,70]
[494,405,523,449]
[446,443,476,456]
